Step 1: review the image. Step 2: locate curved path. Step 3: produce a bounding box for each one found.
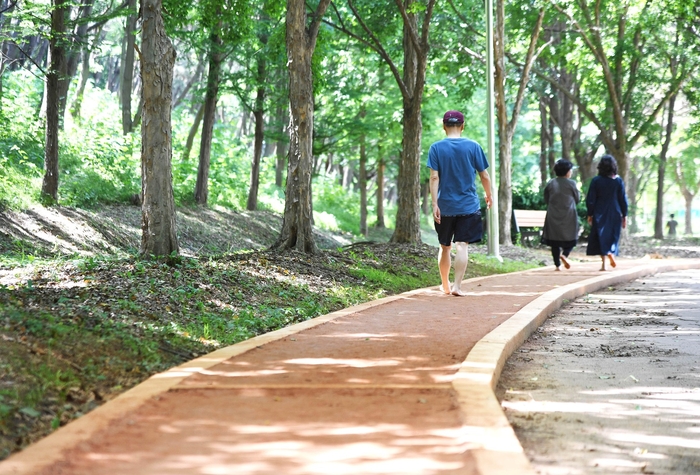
[2,257,699,475]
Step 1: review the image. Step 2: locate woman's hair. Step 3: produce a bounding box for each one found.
[597,154,618,177]
[553,159,573,177]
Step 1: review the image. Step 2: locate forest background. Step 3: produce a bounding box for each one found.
[2,0,700,461]
[2,0,700,247]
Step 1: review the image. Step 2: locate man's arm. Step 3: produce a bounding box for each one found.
[478,170,493,209]
[429,169,441,223]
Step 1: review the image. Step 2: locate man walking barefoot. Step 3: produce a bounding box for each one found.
[428,110,493,296]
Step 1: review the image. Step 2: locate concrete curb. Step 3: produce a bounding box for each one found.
[453,259,700,475]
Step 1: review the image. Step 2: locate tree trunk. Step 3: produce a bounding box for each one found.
[246,53,266,211]
[653,94,677,239]
[194,25,223,205]
[182,103,204,162]
[682,191,693,235]
[56,0,94,125]
[375,148,385,229]
[359,121,368,237]
[538,98,550,187]
[390,10,424,244]
[274,105,288,187]
[247,11,271,211]
[140,0,178,258]
[70,34,94,120]
[120,0,138,134]
[173,61,203,108]
[272,0,331,253]
[497,129,514,244]
[42,0,67,204]
[494,2,544,245]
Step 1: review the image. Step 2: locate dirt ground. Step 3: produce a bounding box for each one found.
[497,265,700,475]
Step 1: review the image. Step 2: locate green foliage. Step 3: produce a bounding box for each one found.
[512,176,545,210]
[0,71,45,209]
[312,176,364,234]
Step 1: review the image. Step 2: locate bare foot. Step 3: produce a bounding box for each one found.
[555,266,561,271]
[600,265,607,271]
[451,288,467,297]
[560,255,571,269]
[607,254,616,268]
[439,285,451,295]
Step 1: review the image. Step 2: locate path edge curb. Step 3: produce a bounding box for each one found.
[453,259,700,475]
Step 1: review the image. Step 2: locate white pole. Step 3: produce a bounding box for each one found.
[486,0,500,260]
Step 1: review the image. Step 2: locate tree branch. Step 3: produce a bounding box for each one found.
[308,0,332,47]
[508,8,547,133]
[393,0,421,53]
[346,0,408,98]
[1,0,18,15]
[446,0,484,38]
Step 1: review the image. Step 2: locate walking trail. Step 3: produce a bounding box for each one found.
[2,257,699,475]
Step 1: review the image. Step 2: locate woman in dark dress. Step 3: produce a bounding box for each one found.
[586,155,628,271]
[542,159,580,271]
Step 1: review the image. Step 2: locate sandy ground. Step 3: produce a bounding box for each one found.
[497,267,700,475]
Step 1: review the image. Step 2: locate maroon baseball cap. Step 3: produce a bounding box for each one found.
[443,110,464,125]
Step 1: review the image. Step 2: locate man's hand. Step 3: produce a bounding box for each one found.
[433,204,441,224]
[485,195,492,209]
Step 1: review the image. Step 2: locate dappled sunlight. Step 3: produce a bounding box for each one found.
[503,399,632,418]
[606,430,700,449]
[72,411,474,474]
[195,368,290,377]
[318,332,428,340]
[284,358,402,368]
[462,291,541,297]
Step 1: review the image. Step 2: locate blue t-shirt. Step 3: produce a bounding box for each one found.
[426,137,489,216]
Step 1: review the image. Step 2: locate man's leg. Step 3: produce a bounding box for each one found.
[451,241,468,296]
[438,244,452,294]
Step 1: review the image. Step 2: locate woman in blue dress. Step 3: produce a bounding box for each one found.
[586,155,628,271]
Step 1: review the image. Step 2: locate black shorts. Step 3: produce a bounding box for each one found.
[434,212,483,246]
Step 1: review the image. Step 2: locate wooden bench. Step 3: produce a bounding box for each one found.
[512,209,547,246]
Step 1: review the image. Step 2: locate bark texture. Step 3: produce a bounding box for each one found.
[494,3,543,245]
[140,0,178,257]
[194,24,223,205]
[121,0,138,134]
[41,0,67,203]
[653,94,676,239]
[247,42,268,211]
[273,0,331,253]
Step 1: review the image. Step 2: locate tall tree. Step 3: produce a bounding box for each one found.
[140,0,178,257]
[245,2,283,211]
[653,92,678,239]
[546,0,698,186]
[493,3,546,245]
[328,0,437,244]
[120,0,138,134]
[41,0,67,203]
[193,11,223,205]
[193,0,252,205]
[673,143,700,236]
[272,0,332,252]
